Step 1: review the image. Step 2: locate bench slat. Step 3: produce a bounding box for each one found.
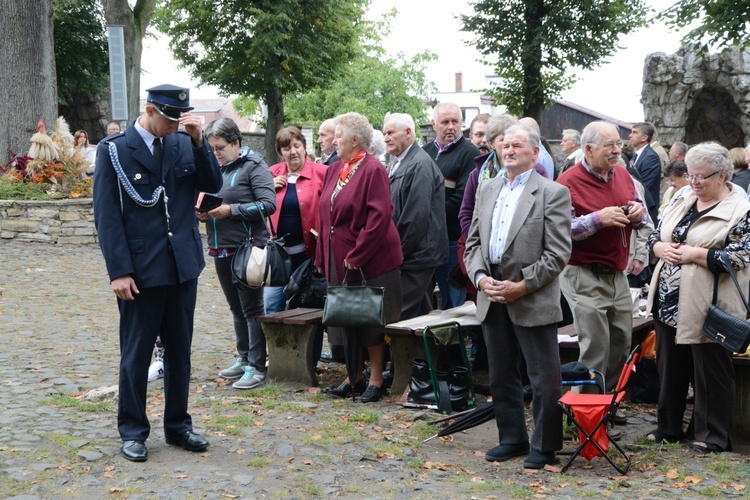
[257,308,322,324]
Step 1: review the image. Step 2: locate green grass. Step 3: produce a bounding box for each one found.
[349,407,379,424]
[203,413,255,435]
[43,394,115,413]
[303,415,364,445]
[293,475,321,496]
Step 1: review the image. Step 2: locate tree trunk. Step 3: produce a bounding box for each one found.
[0,0,57,162]
[521,0,546,122]
[101,0,156,125]
[264,87,284,165]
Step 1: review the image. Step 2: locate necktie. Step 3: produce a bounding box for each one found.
[632,152,638,166]
[153,138,163,169]
[388,158,400,177]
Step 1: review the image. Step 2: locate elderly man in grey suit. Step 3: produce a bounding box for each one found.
[383,113,448,319]
[464,124,572,469]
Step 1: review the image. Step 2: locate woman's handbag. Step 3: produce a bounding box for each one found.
[702,252,750,353]
[322,268,385,328]
[284,258,328,309]
[231,203,292,290]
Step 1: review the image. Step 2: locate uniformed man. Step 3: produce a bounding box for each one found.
[93,84,222,462]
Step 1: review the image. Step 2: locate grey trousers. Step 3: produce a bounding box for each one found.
[560,265,632,391]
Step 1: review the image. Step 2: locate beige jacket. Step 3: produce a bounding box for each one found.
[647,185,750,344]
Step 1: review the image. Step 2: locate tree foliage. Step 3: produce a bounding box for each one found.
[462,0,649,120]
[154,0,367,163]
[659,0,750,52]
[53,0,109,107]
[284,52,435,133]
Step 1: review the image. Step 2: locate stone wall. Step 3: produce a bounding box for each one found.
[642,47,750,147]
[0,199,96,244]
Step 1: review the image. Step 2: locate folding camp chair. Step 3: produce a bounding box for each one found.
[561,361,606,394]
[558,345,642,475]
[422,322,476,414]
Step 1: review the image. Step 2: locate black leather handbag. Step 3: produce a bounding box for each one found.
[322,268,385,328]
[702,252,750,353]
[284,258,327,309]
[231,203,292,290]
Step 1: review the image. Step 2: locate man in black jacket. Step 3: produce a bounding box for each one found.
[384,113,448,319]
[423,103,479,309]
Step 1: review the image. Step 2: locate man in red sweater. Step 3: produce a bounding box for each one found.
[557,121,648,395]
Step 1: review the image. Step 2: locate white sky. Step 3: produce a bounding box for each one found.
[140,0,692,124]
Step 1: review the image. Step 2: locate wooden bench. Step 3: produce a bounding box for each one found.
[383,303,482,395]
[256,308,322,387]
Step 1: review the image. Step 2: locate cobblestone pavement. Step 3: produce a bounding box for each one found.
[1,240,749,499]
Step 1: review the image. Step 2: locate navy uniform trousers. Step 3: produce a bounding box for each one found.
[117,279,197,442]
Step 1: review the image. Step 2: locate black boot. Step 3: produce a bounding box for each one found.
[407,359,435,405]
[450,366,470,411]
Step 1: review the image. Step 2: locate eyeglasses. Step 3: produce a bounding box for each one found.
[601,140,624,149]
[212,145,227,153]
[687,171,720,182]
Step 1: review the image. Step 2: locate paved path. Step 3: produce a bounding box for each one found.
[1,240,749,498]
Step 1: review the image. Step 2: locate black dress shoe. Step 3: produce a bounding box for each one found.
[523,450,557,469]
[485,443,530,462]
[360,384,385,403]
[122,440,148,462]
[165,431,209,452]
[328,378,367,398]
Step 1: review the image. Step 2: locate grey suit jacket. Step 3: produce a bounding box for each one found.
[464,170,572,326]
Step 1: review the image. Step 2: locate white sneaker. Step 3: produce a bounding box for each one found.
[147,360,164,382]
[232,366,266,390]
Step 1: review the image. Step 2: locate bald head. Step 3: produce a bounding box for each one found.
[431,103,463,148]
[519,117,541,135]
[317,119,336,157]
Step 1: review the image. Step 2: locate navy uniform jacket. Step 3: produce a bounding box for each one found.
[93,124,222,289]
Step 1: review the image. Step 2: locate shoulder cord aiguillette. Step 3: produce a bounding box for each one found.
[108,142,173,235]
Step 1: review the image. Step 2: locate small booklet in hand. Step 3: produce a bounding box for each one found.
[196,192,223,212]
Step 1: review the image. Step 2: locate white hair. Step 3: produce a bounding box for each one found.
[383,113,415,133]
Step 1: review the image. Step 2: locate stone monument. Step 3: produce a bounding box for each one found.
[642,46,750,148]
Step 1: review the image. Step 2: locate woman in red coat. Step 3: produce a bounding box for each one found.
[315,112,403,403]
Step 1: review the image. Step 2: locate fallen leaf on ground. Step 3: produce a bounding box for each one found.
[666,469,679,479]
[731,483,747,491]
[236,449,245,455]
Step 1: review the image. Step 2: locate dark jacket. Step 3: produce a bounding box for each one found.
[389,143,448,270]
[204,148,276,249]
[315,153,403,283]
[94,125,222,288]
[633,144,661,217]
[422,136,479,241]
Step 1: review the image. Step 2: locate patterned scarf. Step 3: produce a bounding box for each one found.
[339,149,367,182]
[478,151,504,186]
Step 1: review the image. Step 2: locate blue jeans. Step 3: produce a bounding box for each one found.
[433,240,466,310]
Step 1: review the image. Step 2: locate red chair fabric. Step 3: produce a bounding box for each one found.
[558,345,642,474]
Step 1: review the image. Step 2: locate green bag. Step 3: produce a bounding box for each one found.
[322,268,385,328]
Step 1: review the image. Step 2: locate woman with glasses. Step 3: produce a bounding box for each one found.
[265,127,327,361]
[646,142,750,453]
[198,117,276,390]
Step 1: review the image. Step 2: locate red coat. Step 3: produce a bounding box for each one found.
[269,158,327,258]
[315,153,403,283]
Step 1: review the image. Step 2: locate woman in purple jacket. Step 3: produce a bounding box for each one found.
[315,112,403,403]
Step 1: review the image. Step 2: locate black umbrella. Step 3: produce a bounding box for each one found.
[343,327,359,402]
[424,401,495,442]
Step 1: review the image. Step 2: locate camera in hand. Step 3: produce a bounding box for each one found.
[620,205,631,216]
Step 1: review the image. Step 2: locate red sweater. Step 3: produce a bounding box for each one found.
[558,164,635,271]
[315,154,403,283]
